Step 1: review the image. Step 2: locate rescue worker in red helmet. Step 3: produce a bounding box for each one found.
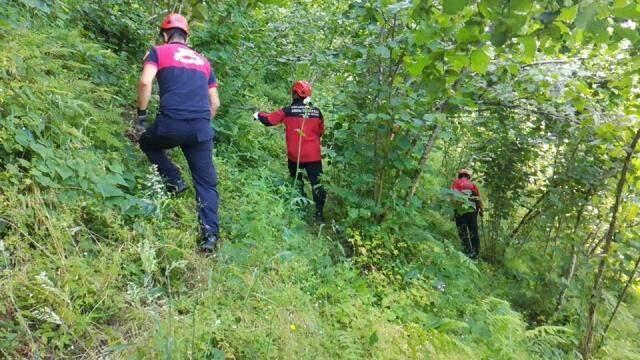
[451,169,484,259]
[254,81,327,221]
[135,13,221,252]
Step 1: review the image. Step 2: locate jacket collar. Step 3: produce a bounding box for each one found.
[291,98,312,106]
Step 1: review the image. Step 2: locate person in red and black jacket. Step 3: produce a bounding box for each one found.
[451,169,484,259]
[254,81,327,221]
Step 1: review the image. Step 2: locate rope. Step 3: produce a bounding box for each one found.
[293,101,312,190]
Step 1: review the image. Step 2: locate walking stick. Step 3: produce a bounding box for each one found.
[481,212,487,259]
[293,97,312,190]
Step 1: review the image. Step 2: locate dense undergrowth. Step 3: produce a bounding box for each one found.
[1,0,639,359]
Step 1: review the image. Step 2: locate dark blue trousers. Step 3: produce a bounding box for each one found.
[139,117,219,236]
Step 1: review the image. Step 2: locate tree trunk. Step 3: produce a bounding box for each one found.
[555,244,578,313]
[581,127,640,359]
[555,202,588,312]
[406,124,441,201]
[405,75,466,203]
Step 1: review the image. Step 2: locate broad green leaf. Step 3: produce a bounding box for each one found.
[34,174,59,188]
[555,21,571,34]
[17,159,30,168]
[478,0,503,19]
[30,142,53,158]
[446,52,468,72]
[456,25,481,44]
[55,165,74,180]
[469,49,490,74]
[413,27,434,46]
[96,182,125,198]
[556,6,578,22]
[443,0,468,15]
[104,174,128,186]
[575,3,598,29]
[520,37,536,62]
[406,55,431,77]
[574,81,592,96]
[613,0,631,8]
[613,24,640,44]
[108,162,124,174]
[436,319,470,332]
[588,20,610,43]
[14,129,33,147]
[611,3,640,19]
[490,22,509,47]
[510,0,531,12]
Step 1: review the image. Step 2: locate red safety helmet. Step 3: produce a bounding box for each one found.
[292,81,312,98]
[161,13,189,34]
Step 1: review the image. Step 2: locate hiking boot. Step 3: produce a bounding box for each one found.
[200,233,219,253]
[167,180,187,195]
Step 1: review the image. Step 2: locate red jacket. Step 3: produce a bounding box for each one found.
[258,100,324,163]
[451,178,480,196]
[451,178,482,214]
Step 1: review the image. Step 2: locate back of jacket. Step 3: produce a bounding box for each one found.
[258,100,324,163]
[144,43,218,120]
[451,178,481,215]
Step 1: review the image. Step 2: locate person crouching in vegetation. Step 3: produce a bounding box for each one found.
[451,169,484,259]
[134,14,221,253]
[254,81,327,222]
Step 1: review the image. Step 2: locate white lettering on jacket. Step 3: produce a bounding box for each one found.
[174,47,205,65]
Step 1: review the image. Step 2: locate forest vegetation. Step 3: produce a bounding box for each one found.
[1,0,640,358]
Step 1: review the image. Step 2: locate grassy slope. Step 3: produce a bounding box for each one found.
[123,159,480,359]
[101,118,557,359]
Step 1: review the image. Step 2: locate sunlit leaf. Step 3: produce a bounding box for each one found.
[469,48,490,74]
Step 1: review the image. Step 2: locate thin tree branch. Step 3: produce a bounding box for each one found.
[522,59,585,68]
[602,253,640,336]
[582,126,640,358]
[511,190,549,237]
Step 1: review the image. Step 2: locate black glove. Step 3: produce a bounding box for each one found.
[135,109,148,132]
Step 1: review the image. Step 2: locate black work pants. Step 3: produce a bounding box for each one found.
[455,211,480,259]
[139,119,219,237]
[288,160,326,215]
